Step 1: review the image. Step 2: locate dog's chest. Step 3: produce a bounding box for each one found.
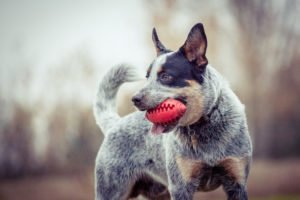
[175,155,247,191]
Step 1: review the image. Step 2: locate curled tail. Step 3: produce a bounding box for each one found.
[93,64,141,135]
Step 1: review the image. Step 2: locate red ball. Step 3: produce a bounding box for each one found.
[146,99,186,125]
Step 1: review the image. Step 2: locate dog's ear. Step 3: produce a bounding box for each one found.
[180,23,208,68]
[152,28,167,56]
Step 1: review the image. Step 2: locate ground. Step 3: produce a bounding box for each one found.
[0,160,299,200]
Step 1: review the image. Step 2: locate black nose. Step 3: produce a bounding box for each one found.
[132,95,142,105]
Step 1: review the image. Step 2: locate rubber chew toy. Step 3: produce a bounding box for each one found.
[146,99,186,125]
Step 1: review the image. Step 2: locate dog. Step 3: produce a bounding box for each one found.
[93,23,252,200]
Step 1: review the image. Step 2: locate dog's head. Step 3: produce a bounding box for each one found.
[132,23,214,134]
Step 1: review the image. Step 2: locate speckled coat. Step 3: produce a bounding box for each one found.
[93,23,252,200]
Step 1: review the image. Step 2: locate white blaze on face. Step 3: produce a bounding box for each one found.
[149,52,174,81]
[146,52,178,135]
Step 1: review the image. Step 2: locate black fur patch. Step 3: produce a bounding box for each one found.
[159,51,206,87]
[146,62,154,78]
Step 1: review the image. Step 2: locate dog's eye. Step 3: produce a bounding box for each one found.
[159,72,173,83]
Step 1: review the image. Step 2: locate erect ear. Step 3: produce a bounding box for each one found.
[152,28,167,56]
[180,23,208,67]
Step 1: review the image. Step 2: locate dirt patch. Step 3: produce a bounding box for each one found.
[0,160,299,200]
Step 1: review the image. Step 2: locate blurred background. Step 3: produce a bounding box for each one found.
[0,0,300,199]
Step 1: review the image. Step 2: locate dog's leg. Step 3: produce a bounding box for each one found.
[220,156,251,200]
[166,155,200,200]
[95,147,139,200]
[94,126,165,200]
[95,164,136,200]
[223,183,248,200]
[129,174,170,200]
[96,163,170,200]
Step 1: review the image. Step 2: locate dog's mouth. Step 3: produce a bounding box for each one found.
[174,96,187,105]
[150,121,179,135]
[147,97,187,135]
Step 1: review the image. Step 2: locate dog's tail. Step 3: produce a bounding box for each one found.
[93,64,141,135]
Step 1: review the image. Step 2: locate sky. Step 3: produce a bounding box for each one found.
[0,0,153,105]
[0,0,151,67]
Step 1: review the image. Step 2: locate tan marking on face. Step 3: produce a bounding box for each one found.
[176,156,203,182]
[156,66,163,74]
[176,80,204,126]
[219,157,247,184]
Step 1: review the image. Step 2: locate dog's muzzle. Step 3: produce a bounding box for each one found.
[132,94,147,111]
